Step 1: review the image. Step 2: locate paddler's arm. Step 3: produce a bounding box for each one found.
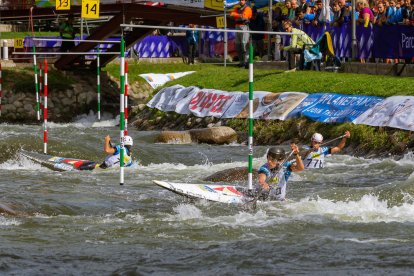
[330,131,351,154]
[290,143,304,172]
[104,135,115,155]
[258,173,270,190]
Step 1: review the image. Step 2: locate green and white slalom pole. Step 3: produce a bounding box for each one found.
[97,49,101,121]
[32,46,40,121]
[248,39,254,191]
[119,38,126,185]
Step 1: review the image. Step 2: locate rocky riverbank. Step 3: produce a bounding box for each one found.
[130,104,414,158]
[1,64,413,158]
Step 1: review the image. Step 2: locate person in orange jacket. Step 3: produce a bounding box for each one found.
[230,0,252,68]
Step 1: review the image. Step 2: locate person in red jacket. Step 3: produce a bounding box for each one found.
[230,0,252,68]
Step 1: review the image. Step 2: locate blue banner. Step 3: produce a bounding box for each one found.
[287,93,384,123]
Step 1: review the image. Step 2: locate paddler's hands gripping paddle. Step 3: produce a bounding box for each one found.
[247,150,295,210]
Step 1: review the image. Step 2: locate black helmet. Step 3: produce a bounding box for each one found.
[267,147,285,160]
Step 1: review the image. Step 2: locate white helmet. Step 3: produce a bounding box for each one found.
[123,135,133,146]
[311,133,323,143]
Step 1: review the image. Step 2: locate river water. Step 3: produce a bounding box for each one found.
[1,114,414,275]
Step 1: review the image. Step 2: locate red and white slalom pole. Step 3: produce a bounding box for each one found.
[43,60,48,154]
[124,60,129,135]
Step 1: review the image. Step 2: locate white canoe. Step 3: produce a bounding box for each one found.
[153,180,254,204]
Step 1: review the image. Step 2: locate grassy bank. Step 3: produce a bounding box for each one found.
[1,32,60,39]
[1,67,75,92]
[106,62,414,96]
[101,62,414,155]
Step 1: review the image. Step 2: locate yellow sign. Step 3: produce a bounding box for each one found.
[81,0,100,19]
[56,0,71,10]
[216,16,225,28]
[15,38,24,49]
[204,0,225,11]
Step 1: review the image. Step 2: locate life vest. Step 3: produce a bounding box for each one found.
[303,146,330,169]
[257,162,292,200]
[103,145,132,168]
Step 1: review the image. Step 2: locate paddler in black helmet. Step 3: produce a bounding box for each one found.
[257,143,304,201]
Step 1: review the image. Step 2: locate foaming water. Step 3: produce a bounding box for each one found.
[284,194,414,223]
[1,123,414,274]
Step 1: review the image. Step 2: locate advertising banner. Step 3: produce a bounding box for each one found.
[353,96,414,131]
[287,93,384,123]
[188,89,237,117]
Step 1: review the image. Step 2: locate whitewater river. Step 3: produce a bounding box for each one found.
[1,115,414,275]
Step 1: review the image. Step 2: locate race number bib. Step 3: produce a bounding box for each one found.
[305,158,324,169]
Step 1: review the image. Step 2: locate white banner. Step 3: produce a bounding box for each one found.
[263,92,308,120]
[188,89,237,118]
[222,92,249,118]
[139,71,195,89]
[146,85,184,110]
[175,87,200,114]
[161,0,203,8]
[353,96,414,131]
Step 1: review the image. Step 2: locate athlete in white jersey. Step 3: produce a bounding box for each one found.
[99,135,133,169]
[302,131,350,170]
[257,143,304,201]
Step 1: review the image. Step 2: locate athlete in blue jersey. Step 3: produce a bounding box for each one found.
[302,131,350,169]
[99,135,133,169]
[257,143,304,201]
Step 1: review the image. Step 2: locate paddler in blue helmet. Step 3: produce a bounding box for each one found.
[302,131,350,170]
[99,135,133,169]
[257,143,304,201]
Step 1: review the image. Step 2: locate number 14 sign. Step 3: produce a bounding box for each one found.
[81,0,100,19]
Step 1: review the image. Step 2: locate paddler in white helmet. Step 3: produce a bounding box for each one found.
[99,135,133,169]
[302,131,351,169]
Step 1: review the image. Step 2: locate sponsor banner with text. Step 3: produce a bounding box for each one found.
[353,96,414,131]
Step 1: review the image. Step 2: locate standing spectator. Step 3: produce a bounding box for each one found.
[59,14,76,52]
[332,1,345,26]
[386,0,397,23]
[230,0,253,68]
[357,0,375,27]
[185,24,199,65]
[298,0,309,12]
[374,2,388,25]
[286,0,296,21]
[249,6,265,58]
[312,0,324,26]
[280,20,315,70]
[409,0,414,25]
[273,6,285,60]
